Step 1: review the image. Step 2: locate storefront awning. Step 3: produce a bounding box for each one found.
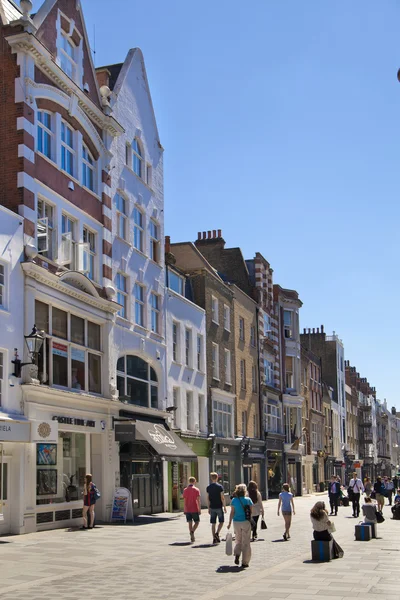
[135,421,197,462]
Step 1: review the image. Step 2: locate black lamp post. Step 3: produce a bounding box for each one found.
[12,325,44,377]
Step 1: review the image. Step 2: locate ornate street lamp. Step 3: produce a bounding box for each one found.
[12,325,44,377]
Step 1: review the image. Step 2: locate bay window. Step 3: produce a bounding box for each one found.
[283,310,292,339]
[264,399,282,434]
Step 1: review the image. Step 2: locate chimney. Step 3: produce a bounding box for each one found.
[212,230,216,238]
[217,229,222,237]
[312,328,315,334]
[95,67,111,89]
[321,325,324,333]
[317,327,320,333]
[303,328,306,334]
[207,231,211,239]
[165,236,171,254]
[197,232,201,241]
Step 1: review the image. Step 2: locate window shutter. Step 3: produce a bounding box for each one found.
[37,217,49,253]
[59,232,72,265]
[77,242,90,273]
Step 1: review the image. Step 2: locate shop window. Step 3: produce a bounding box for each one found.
[36,432,86,505]
[117,355,158,409]
[215,459,235,495]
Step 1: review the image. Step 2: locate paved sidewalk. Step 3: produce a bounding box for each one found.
[0,494,399,599]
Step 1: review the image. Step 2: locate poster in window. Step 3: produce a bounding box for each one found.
[37,443,57,466]
[37,469,57,495]
[71,347,85,362]
[52,342,68,357]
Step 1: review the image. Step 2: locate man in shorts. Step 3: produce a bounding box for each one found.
[206,472,227,544]
[183,476,201,542]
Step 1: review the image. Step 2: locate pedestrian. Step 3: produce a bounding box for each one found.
[362,496,378,530]
[393,475,399,489]
[328,475,340,516]
[183,476,201,543]
[227,483,253,568]
[82,473,99,530]
[391,489,400,519]
[348,472,364,518]
[310,501,344,559]
[277,483,295,541]
[206,472,226,544]
[373,476,386,513]
[385,477,394,506]
[247,480,264,541]
[364,477,372,498]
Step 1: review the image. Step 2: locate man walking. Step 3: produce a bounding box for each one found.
[206,472,226,544]
[183,476,201,543]
[348,472,364,518]
[328,475,340,516]
[385,477,395,506]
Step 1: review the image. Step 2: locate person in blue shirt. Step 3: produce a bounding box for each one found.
[227,484,253,568]
[277,483,295,541]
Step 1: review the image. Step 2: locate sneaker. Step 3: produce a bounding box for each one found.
[215,533,220,543]
[242,563,249,568]
[190,531,195,543]
[283,533,287,541]
[234,555,240,565]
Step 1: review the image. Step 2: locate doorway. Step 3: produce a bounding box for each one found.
[0,457,10,535]
[120,445,163,515]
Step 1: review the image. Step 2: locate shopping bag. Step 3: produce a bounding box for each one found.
[225,532,233,556]
[328,522,336,533]
[261,518,267,530]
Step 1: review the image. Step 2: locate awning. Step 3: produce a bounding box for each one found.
[135,421,197,462]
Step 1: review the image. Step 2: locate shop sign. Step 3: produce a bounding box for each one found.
[31,420,58,443]
[219,446,230,454]
[110,487,133,523]
[288,457,296,464]
[52,415,106,433]
[52,342,68,358]
[115,424,136,442]
[243,463,253,468]
[334,460,344,467]
[0,420,30,443]
[71,347,85,363]
[353,461,361,469]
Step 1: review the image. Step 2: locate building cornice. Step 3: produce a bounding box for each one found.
[6,32,124,137]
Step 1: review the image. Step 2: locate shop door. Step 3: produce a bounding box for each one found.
[121,459,163,515]
[0,458,10,535]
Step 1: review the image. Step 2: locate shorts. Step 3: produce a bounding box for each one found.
[376,494,385,503]
[210,508,224,524]
[282,511,292,516]
[185,512,200,523]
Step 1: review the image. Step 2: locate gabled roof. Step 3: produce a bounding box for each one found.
[0,0,21,24]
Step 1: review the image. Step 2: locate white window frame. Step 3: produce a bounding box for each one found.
[61,120,75,177]
[186,391,193,431]
[0,350,3,406]
[172,387,179,427]
[150,292,160,334]
[133,206,143,251]
[37,199,55,260]
[172,322,180,363]
[239,317,245,341]
[82,143,96,192]
[37,110,53,161]
[0,264,4,310]
[60,31,78,80]
[211,296,219,324]
[263,314,271,336]
[82,227,96,281]
[240,359,246,390]
[197,335,202,371]
[168,270,184,295]
[150,220,159,263]
[134,283,145,327]
[263,359,274,385]
[285,356,294,389]
[116,272,128,319]
[115,194,127,241]
[213,398,233,438]
[116,355,158,409]
[264,400,282,434]
[212,343,219,380]
[283,310,293,339]
[60,213,76,269]
[132,138,143,178]
[185,328,192,367]
[223,305,231,331]
[224,349,231,385]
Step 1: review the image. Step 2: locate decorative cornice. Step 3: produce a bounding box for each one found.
[22,261,120,314]
[6,32,124,137]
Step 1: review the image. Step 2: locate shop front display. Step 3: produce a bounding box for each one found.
[267,451,283,497]
[212,442,241,502]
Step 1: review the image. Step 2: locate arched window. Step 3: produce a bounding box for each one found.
[132,138,143,178]
[117,356,158,408]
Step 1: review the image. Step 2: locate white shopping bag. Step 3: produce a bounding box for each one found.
[225,532,233,556]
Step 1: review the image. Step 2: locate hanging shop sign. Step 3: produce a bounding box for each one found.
[115,424,136,442]
[110,487,134,523]
[0,420,30,443]
[31,420,58,443]
[52,415,106,433]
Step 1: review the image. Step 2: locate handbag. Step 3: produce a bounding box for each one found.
[238,496,255,527]
[225,532,233,556]
[347,486,354,499]
[376,511,385,523]
[328,521,336,533]
[261,518,267,530]
[93,485,101,500]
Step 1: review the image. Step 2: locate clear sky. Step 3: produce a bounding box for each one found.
[33,1,400,407]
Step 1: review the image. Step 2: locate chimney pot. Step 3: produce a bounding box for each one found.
[165,235,170,253]
[303,328,306,334]
[321,325,324,333]
[217,229,222,237]
[212,230,216,238]
[197,232,201,240]
[202,231,206,239]
[317,328,319,333]
[312,328,315,334]
[207,230,211,239]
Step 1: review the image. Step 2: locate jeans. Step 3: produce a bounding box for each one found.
[329,493,339,514]
[233,520,252,564]
[387,491,393,505]
[352,492,361,516]
[251,515,260,538]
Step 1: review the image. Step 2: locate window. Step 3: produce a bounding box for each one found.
[213,400,232,438]
[146,164,152,186]
[211,296,219,324]
[117,355,158,409]
[264,400,282,434]
[82,144,95,191]
[172,387,179,426]
[223,305,230,331]
[150,293,159,334]
[169,270,184,295]
[172,322,179,362]
[150,220,159,262]
[212,343,219,380]
[61,214,76,269]
[285,356,294,389]
[0,264,4,308]
[263,359,274,385]
[37,111,53,159]
[224,349,231,385]
[37,199,54,259]
[61,121,74,176]
[263,314,271,336]
[116,273,127,319]
[253,414,258,438]
[115,194,127,240]
[133,206,143,251]
[242,411,247,436]
[185,328,192,367]
[60,33,77,79]
[197,335,202,371]
[240,360,246,390]
[250,325,256,347]
[186,391,193,430]
[239,317,245,341]
[283,310,292,339]
[35,301,102,394]
[134,283,145,327]
[252,365,257,392]
[0,352,3,406]
[132,138,143,178]
[311,422,321,451]
[83,227,96,281]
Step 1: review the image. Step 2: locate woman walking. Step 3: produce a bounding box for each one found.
[373,476,386,512]
[310,501,344,559]
[227,484,253,568]
[364,477,372,498]
[248,480,264,541]
[82,473,99,530]
[277,483,295,541]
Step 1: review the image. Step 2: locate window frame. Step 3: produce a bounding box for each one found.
[223,305,231,331]
[150,292,160,334]
[252,364,257,393]
[37,199,55,260]
[134,283,145,327]
[224,348,231,385]
[212,342,220,380]
[240,359,246,390]
[60,31,78,80]
[172,321,180,363]
[132,138,143,178]
[116,355,158,409]
[0,350,3,406]
[211,296,219,324]
[61,120,75,177]
[263,359,274,386]
[82,227,96,281]
[82,143,96,192]
[186,391,193,431]
[37,110,53,161]
[149,220,159,263]
[185,328,192,367]
[264,399,282,434]
[116,272,128,319]
[213,398,233,438]
[196,335,202,371]
[239,317,245,341]
[133,206,143,251]
[283,310,293,339]
[0,264,4,309]
[61,213,76,269]
[250,325,256,347]
[168,270,184,295]
[115,194,128,241]
[285,355,294,389]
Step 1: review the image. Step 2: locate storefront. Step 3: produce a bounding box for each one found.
[116,419,197,515]
[266,434,285,498]
[243,441,267,499]
[285,454,302,496]
[170,436,210,510]
[212,440,241,503]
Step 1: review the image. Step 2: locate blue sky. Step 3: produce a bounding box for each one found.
[33,1,400,407]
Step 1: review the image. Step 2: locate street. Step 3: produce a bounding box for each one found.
[0,494,399,600]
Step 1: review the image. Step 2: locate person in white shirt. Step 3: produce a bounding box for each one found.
[348,472,364,518]
[385,478,395,506]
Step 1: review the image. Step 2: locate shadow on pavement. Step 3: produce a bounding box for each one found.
[216,565,243,573]
[169,542,193,546]
[192,543,217,548]
[271,539,286,543]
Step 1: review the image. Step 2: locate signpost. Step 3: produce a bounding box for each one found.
[111,487,134,523]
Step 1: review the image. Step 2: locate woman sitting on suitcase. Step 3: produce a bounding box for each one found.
[310,501,344,559]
